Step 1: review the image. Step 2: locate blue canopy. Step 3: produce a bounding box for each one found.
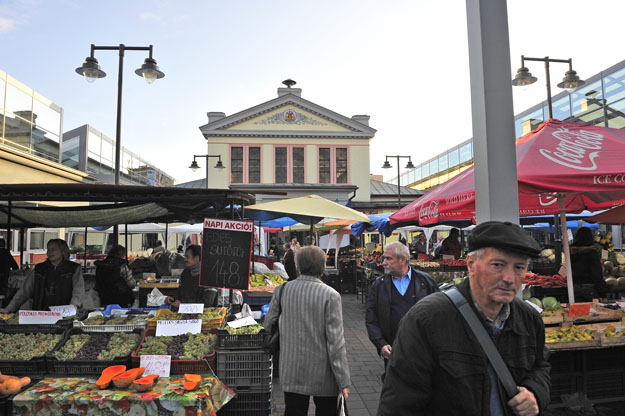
[525,221,599,234]
[257,217,299,228]
[352,212,396,237]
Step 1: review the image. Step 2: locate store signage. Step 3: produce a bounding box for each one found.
[140,355,171,377]
[178,303,204,314]
[200,218,253,290]
[49,305,77,317]
[156,319,202,336]
[19,310,62,324]
[569,303,591,316]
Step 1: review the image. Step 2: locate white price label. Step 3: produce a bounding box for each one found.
[49,305,77,317]
[19,310,62,324]
[139,355,171,377]
[156,319,202,336]
[178,303,204,314]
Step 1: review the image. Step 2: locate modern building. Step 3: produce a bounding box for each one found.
[394,59,625,191]
[62,124,175,186]
[196,80,376,206]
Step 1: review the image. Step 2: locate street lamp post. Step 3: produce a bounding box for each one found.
[382,155,415,210]
[189,155,226,188]
[76,44,165,243]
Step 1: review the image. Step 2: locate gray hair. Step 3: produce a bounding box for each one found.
[295,246,327,277]
[385,241,410,262]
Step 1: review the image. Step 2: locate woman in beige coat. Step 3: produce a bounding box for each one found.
[264,245,350,416]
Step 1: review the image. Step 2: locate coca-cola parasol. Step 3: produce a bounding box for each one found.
[390,119,625,303]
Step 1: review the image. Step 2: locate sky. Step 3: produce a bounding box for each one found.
[1,0,624,185]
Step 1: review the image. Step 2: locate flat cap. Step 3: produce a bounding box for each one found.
[467,221,541,257]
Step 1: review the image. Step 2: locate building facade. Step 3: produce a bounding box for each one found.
[394,59,625,191]
[198,82,376,205]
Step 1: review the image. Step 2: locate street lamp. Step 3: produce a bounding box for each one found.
[76,44,165,244]
[512,55,585,119]
[189,154,226,188]
[382,155,415,209]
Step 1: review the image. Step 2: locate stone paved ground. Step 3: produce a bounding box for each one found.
[271,293,384,416]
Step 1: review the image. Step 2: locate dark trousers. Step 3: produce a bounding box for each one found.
[284,392,337,416]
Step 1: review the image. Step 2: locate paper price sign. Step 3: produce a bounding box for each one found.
[19,310,62,324]
[178,303,204,314]
[49,305,77,317]
[156,319,202,336]
[140,355,171,377]
[569,303,591,317]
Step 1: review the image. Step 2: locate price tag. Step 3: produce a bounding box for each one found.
[569,303,591,317]
[178,303,204,314]
[156,319,202,336]
[49,305,77,317]
[19,310,62,324]
[140,355,171,377]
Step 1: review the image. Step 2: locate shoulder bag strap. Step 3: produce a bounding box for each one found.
[444,287,520,400]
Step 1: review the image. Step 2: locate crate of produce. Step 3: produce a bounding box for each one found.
[73,314,149,332]
[0,376,41,416]
[131,328,217,374]
[545,326,601,350]
[0,328,66,376]
[101,304,168,316]
[216,350,272,389]
[147,307,227,330]
[217,325,265,350]
[46,328,143,376]
[217,391,272,416]
[0,311,85,333]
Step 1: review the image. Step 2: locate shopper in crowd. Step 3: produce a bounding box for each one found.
[291,238,301,252]
[378,221,551,415]
[0,238,19,296]
[411,233,428,258]
[264,246,350,415]
[282,242,298,280]
[152,240,165,254]
[440,227,462,258]
[365,241,439,378]
[0,239,84,312]
[570,227,608,301]
[95,244,135,307]
[166,244,205,307]
[304,235,316,246]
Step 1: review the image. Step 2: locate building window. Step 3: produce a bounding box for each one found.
[231,147,243,183]
[336,148,347,184]
[275,147,287,183]
[319,148,331,184]
[292,147,305,183]
[249,147,260,183]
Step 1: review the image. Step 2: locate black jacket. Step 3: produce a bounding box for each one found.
[283,249,297,280]
[570,245,608,297]
[95,257,134,307]
[378,279,551,415]
[365,267,439,354]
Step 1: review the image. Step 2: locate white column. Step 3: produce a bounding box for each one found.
[466,0,519,224]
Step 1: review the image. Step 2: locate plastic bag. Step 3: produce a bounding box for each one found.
[147,288,168,306]
[251,262,271,275]
[235,303,254,319]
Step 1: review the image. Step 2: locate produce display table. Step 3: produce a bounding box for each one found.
[11,376,235,416]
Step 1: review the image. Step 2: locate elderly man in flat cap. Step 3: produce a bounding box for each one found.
[378,221,550,416]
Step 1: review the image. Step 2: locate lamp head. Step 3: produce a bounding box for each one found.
[135,58,165,84]
[405,160,415,169]
[189,160,200,172]
[557,70,585,91]
[215,160,226,169]
[511,67,537,87]
[382,160,392,169]
[75,56,106,83]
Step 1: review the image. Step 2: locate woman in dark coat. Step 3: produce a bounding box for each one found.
[95,245,136,307]
[570,227,608,301]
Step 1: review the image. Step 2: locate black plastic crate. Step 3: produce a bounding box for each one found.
[217,391,271,416]
[0,328,66,376]
[217,329,266,350]
[46,327,143,376]
[530,262,560,276]
[586,370,625,401]
[216,350,272,389]
[550,373,583,405]
[242,293,272,306]
[586,347,625,372]
[548,350,582,373]
[0,310,87,333]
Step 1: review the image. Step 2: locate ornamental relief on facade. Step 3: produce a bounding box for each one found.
[253,109,328,126]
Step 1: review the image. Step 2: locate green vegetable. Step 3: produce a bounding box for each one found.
[522,286,532,301]
[542,297,560,310]
[528,297,543,308]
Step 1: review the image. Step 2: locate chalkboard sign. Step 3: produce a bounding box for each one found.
[200,218,253,290]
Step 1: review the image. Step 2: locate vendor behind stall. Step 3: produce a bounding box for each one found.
[166,245,215,307]
[0,239,84,312]
[570,227,608,301]
[95,245,135,308]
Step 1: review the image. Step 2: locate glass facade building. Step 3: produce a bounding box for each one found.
[0,69,63,162]
[394,59,625,190]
